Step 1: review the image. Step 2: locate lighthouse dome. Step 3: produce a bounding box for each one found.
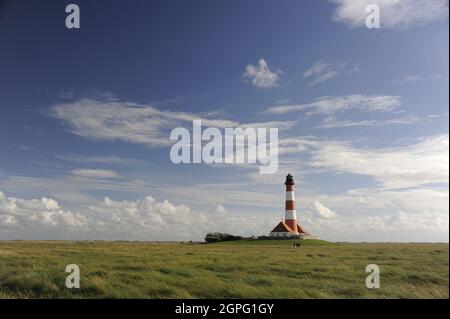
[285,173,295,185]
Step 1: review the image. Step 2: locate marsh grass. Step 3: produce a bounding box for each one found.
[0,240,447,298]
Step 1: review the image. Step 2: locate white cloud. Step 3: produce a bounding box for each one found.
[51,99,235,147]
[2,187,447,242]
[310,201,338,219]
[266,94,402,115]
[158,179,448,242]
[345,187,449,213]
[332,0,449,29]
[303,60,358,85]
[52,89,119,101]
[70,169,119,179]
[306,134,449,189]
[393,75,422,86]
[277,137,319,155]
[86,196,268,240]
[0,191,88,230]
[296,186,448,242]
[315,115,420,128]
[0,175,154,205]
[57,154,144,165]
[51,97,294,147]
[0,191,276,240]
[243,59,282,88]
[1,166,448,241]
[302,207,448,242]
[393,74,443,86]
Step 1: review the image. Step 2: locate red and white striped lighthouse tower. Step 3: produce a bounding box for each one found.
[270,173,311,238]
[284,173,298,235]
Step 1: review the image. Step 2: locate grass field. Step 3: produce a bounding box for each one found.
[0,240,448,299]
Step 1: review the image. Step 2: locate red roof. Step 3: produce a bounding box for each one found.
[271,221,295,233]
[297,224,310,235]
[271,221,310,235]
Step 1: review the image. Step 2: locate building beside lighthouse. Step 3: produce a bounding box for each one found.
[270,173,311,239]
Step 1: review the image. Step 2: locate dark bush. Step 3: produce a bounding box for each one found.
[204,232,242,243]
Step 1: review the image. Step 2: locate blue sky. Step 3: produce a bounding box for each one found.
[0,0,448,241]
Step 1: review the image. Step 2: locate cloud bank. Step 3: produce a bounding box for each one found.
[0,191,276,241]
[1,189,447,242]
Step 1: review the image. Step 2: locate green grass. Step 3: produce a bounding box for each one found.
[0,240,448,298]
[211,239,332,246]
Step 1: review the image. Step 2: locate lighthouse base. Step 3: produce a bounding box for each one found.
[269,221,312,239]
[269,233,318,240]
[270,232,302,239]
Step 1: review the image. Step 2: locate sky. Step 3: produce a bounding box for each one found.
[0,0,448,242]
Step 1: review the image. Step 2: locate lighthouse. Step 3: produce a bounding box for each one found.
[270,173,310,238]
[284,173,298,234]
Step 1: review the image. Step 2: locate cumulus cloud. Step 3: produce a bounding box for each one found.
[0,191,88,230]
[303,60,358,85]
[71,169,119,179]
[1,181,447,241]
[0,191,277,241]
[243,59,282,88]
[331,0,449,29]
[310,201,338,219]
[266,94,402,115]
